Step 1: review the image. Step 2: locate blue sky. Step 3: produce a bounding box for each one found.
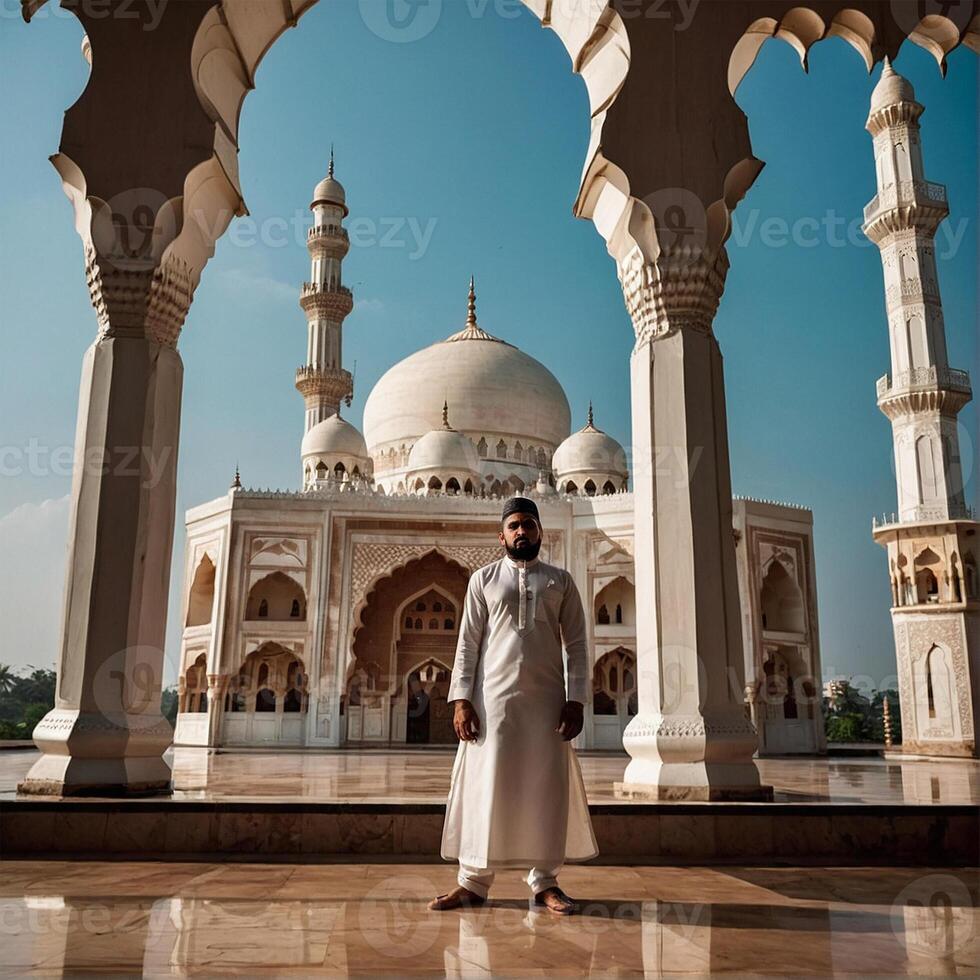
[0,2,976,692]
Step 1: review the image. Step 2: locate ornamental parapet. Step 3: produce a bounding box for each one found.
[863,180,948,223]
[299,282,354,320]
[873,503,976,531]
[876,366,972,399]
[307,224,350,257]
[295,365,353,405]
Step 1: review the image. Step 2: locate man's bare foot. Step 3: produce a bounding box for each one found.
[533,886,580,915]
[427,885,486,911]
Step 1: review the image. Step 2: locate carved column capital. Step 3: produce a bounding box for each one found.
[620,244,729,347]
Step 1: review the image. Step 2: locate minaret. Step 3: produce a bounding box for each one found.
[295,150,354,432]
[863,60,978,758]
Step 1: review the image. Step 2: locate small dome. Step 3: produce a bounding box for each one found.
[301,413,368,460]
[407,404,481,477]
[870,58,915,115]
[553,406,628,491]
[311,153,348,214]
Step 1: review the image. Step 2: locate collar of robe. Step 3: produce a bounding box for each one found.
[503,555,540,569]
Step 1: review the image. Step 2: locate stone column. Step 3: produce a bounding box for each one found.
[17,2,242,794]
[206,674,229,748]
[19,257,189,795]
[615,245,769,800]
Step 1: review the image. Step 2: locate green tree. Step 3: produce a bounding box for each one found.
[0,664,15,696]
[161,685,179,727]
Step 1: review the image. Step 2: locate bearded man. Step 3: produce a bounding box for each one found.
[428,496,598,914]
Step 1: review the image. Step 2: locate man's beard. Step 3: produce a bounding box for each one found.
[505,537,541,561]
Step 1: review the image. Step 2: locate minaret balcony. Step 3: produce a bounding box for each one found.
[863,179,948,223]
[307,224,350,257]
[876,366,971,400]
[299,282,354,320]
[295,365,353,404]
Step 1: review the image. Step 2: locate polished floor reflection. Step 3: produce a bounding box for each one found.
[3,746,979,806]
[0,861,976,976]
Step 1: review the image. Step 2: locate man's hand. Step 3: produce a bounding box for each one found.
[453,700,481,742]
[556,700,584,741]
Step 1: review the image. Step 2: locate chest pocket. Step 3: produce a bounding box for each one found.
[534,580,563,624]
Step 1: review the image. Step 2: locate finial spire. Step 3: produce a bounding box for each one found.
[442,399,451,429]
[881,55,893,75]
[587,401,594,428]
[231,462,242,490]
[328,145,335,178]
[466,275,477,327]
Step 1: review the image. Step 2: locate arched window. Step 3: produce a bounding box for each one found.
[284,689,302,712]
[416,600,426,611]
[446,478,461,494]
[464,479,474,495]
[315,461,327,480]
[537,448,547,470]
[427,476,442,491]
[477,437,488,457]
[514,442,523,459]
[760,561,806,633]
[564,481,577,495]
[351,465,361,478]
[444,618,454,630]
[255,689,276,712]
[584,479,597,497]
[257,663,269,688]
[594,578,635,627]
[334,461,346,477]
[414,617,422,629]
[496,439,507,459]
[602,480,616,495]
[186,554,216,627]
[245,572,306,621]
[405,616,413,629]
[433,601,443,612]
[290,598,300,618]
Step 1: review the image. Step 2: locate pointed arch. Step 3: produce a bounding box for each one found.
[186,553,216,627]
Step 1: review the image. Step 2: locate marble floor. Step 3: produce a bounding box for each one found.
[0,860,976,976]
[3,746,979,806]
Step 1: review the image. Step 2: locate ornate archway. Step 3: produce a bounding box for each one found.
[16,0,977,796]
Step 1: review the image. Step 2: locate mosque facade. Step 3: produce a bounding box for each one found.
[174,161,825,755]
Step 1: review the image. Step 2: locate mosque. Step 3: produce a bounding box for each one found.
[173,157,825,754]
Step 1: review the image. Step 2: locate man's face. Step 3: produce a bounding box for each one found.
[499,513,541,560]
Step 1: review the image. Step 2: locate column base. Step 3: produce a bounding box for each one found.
[17,708,173,797]
[619,712,770,801]
[614,781,774,801]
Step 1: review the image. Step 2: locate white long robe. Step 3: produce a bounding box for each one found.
[441,555,598,868]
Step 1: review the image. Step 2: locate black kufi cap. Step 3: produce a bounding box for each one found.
[501,496,539,523]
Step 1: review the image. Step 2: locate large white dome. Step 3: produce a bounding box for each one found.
[363,283,571,455]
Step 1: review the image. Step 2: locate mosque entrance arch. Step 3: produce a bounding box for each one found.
[347,551,468,744]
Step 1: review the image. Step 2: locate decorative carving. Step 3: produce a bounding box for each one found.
[621,246,728,347]
[350,542,502,604]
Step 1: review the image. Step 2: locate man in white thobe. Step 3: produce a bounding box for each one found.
[429,497,598,914]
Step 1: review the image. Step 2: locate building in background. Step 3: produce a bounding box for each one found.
[174,163,825,753]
